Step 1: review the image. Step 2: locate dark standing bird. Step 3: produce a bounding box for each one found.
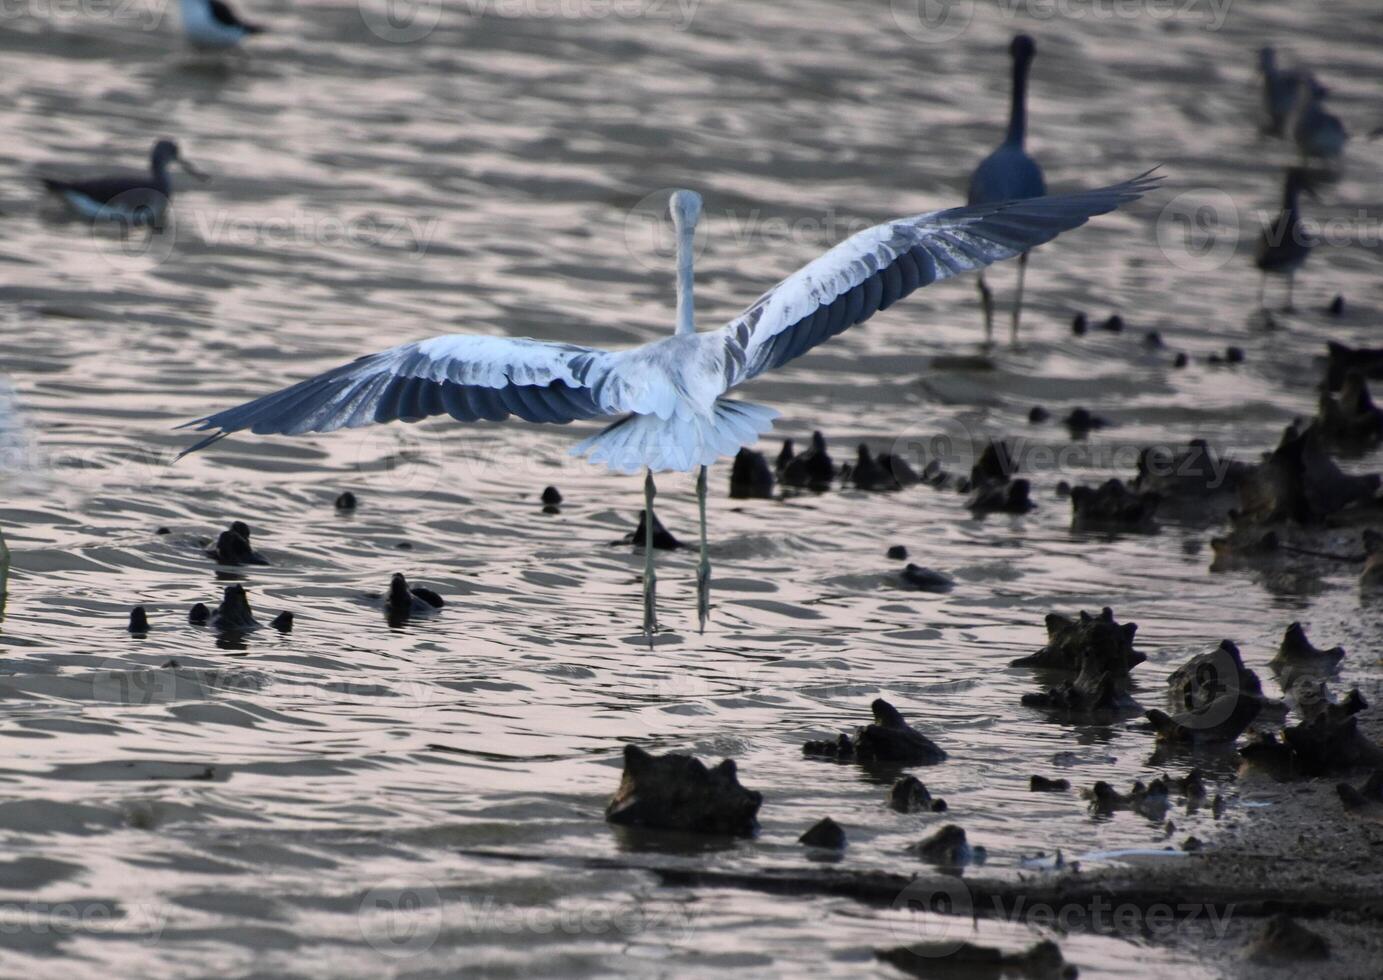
[180,0,265,49]
[1291,77,1348,164]
[968,34,1046,344]
[1258,47,1322,137]
[1255,169,1314,311]
[40,139,207,225]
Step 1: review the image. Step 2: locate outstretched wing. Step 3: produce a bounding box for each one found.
[714,171,1160,387]
[177,335,631,457]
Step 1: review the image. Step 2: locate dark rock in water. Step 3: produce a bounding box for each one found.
[780,431,835,490]
[774,439,795,477]
[1022,665,1140,721]
[876,452,921,489]
[1270,622,1344,675]
[1238,731,1301,780]
[729,448,775,499]
[1235,423,1380,526]
[628,510,682,550]
[541,486,563,507]
[1099,314,1124,333]
[889,776,947,813]
[1146,693,1260,744]
[335,491,357,511]
[908,824,984,868]
[1327,295,1345,316]
[1325,340,1383,392]
[1011,607,1143,676]
[270,611,293,633]
[899,564,954,593]
[886,545,908,561]
[1143,330,1164,348]
[844,444,888,491]
[798,817,846,849]
[605,745,761,837]
[1244,914,1330,963]
[966,440,1033,514]
[1170,769,1208,807]
[1336,770,1383,820]
[1133,439,1250,509]
[1283,713,1383,775]
[1316,372,1383,450]
[877,940,1073,979]
[1028,405,1050,423]
[1071,313,1088,335]
[1084,777,1171,821]
[1225,345,1245,364]
[1291,683,1366,726]
[1070,478,1159,532]
[919,458,950,489]
[1063,407,1109,438]
[970,439,1018,485]
[1167,640,1281,720]
[128,606,149,633]
[156,526,171,535]
[1173,352,1188,368]
[188,602,210,626]
[205,521,268,566]
[209,585,259,631]
[385,573,445,624]
[803,698,947,766]
[162,659,180,668]
[1055,480,1071,497]
[1181,836,1203,852]
[1030,775,1070,792]
[968,477,1034,515]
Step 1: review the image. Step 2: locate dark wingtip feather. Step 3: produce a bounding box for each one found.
[173,428,229,461]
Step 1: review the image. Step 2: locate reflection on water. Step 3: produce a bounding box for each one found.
[0,0,1381,974]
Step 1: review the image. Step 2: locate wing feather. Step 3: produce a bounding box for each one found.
[177,335,625,457]
[716,171,1160,385]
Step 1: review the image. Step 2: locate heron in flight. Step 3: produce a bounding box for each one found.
[179,174,1158,639]
[968,35,1046,343]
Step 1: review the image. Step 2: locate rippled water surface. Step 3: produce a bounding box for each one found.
[1,0,1382,975]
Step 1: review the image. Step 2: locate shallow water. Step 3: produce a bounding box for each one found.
[1,0,1382,975]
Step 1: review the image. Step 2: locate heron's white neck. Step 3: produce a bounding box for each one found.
[673,206,697,336]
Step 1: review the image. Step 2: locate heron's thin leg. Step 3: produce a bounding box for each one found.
[695,465,710,633]
[642,470,657,644]
[976,274,994,344]
[0,527,9,616]
[1011,251,1030,344]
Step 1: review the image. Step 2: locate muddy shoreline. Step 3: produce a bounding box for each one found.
[463,700,1383,977]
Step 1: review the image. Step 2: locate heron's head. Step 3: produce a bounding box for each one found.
[668,189,703,236]
[1010,34,1035,65]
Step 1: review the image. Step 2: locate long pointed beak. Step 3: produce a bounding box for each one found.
[179,159,211,183]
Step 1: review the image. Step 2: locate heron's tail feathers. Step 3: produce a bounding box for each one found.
[570,399,779,474]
